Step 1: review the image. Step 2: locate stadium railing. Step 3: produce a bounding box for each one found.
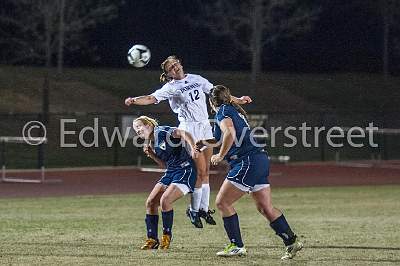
[0,111,398,170]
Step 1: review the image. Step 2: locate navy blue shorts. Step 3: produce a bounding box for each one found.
[227,152,270,192]
[158,163,197,194]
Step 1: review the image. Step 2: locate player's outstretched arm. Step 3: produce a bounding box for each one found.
[231,95,253,104]
[124,95,157,106]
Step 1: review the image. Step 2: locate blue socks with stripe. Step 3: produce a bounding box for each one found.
[270,214,296,246]
[162,210,174,236]
[146,210,174,239]
[145,214,158,240]
[223,213,244,248]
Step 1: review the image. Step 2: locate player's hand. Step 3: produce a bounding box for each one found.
[211,154,223,165]
[124,97,135,106]
[240,96,252,104]
[191,148,199,159]
[195,140,206,152]
[143,145,152,157]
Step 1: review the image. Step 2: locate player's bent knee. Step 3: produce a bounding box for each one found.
[264,206,279,221]
[255,202,274,218]
[160,196,172,211]
[215,198,229,212]
[145,198,159,210]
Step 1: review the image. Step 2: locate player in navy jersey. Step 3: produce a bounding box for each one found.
[198,85,303,259]
[124,55,252,228]
[132,116,199,250]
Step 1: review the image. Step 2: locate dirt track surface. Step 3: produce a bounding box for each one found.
[1,162,399,198]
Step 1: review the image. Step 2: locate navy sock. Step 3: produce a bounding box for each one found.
[270,214,296,246]
[223,213,244,248]
[145,214,158,240]
[161,210,174,236]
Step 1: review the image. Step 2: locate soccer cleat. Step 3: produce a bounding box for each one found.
[160,234,171,250]
[216,243,247,257]
[140,238,159,250]
[186,208,203,228]
[281,240,304,260]
[199,209,217,225]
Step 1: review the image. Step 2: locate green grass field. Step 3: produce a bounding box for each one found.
[1,186,399,265]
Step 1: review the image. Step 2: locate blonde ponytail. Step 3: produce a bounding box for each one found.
[134,116,158,127]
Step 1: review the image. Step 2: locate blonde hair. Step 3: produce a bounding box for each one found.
[133,115,158,127]
[160,55,181,83]
[210,85,248,119]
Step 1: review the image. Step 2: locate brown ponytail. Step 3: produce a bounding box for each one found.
[210,85,248,119]
[231,102,248,120]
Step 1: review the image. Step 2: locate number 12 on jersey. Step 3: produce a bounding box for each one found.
[189,90,200,101]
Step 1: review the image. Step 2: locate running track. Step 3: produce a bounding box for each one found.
[1,161,399,198]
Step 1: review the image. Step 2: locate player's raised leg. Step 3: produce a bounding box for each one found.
[187,178,203,228]
[195,147,216,225]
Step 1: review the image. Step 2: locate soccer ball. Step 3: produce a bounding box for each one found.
[127,44,151,67]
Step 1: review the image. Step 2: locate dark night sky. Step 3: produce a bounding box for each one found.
[73,0,397,73]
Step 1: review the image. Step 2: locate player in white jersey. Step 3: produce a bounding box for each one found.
[124,55,252,227]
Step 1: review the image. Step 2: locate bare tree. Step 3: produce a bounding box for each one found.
[380,0,400,80]
[0,0,59,67]
[0,0,122,72]
[189,0,318,88]
[57,0,65,73]
[57,0,122,73]
[0,0,122,127]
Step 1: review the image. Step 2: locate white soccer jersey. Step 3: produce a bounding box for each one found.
[151,74,213,122]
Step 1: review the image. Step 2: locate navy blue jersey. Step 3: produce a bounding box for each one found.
[214,104,261,163]
[153,126,192,170]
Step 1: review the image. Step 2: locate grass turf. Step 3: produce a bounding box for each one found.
[0,185,399,265]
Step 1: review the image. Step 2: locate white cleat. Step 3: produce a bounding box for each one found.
[216,243,247,257]
[281,240,304,260]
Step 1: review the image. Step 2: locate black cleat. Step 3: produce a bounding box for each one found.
[186,208,203,228]
[199,209,217,225]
